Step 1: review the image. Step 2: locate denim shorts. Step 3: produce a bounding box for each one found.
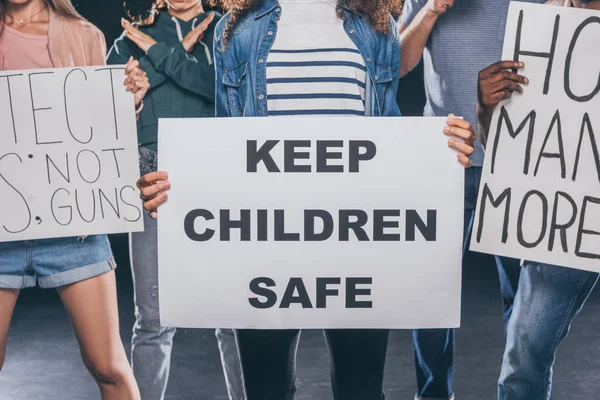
[0,235,116,289]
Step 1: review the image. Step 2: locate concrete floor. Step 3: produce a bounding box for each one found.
[1,235,600,400]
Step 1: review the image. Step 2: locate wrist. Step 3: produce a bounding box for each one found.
[425,6,443,17]
[135,100,144,114]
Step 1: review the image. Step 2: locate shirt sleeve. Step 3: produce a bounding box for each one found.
[89,26,107,67]
[145,40,216,103]
[106,31,168,89]
[399,0,428,27]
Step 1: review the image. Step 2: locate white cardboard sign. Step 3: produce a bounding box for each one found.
[0,66,144,242]
[471,3,600,272]
[158,117,464,329]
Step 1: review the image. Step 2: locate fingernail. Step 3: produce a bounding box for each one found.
[162,181,171,189]
[151,212,158,219]
[524,77,529,84]
[160,172,168,179]
[518,62,524,68]
[448,139,455,146]
[161,192,168,199]
[443,126,450,134]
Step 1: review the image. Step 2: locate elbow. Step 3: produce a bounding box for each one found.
[399,66,411,79]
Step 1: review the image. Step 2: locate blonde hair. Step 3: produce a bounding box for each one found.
[1,0,85,37]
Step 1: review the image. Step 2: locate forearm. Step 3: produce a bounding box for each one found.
[399,7,439,77]
[146,42,215,100]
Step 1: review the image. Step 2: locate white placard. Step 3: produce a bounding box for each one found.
[0,66,144,242]
[158,117,464,329]
[471,3,600,272]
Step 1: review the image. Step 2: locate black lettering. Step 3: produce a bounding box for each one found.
[304,210,334,241]
[257,209,268,241]
[184,209,215,241]
[373,210,400,241]
[573,113,600,183]
[406,210,437,241]
[349,140,376,173]
[339,210,369,241]
[0,153,31,233]
[534,110,566,178]
[274,209,300,241]
[513,10,559,95]
[280,278,313,308]
[46,153,70,184]
[548,191,577,252]
[491,107,536,174]
[575,196,600,259]
[64,68,92,144]
[249,277,277,309]
[564,17,600,102]
[76,149,101,184]
[102,148,125,178]
[285,140,311,172]
[346,277,372,308]
[74,189,96,223]
[120,185,142,222]
[517,190,548,248]
[476,184,512,244]
[95,67,124,140]
[220,209,251,241]
[50,188,73,226]
[247,140,280,172]
[317,141,344,172]
[99,188,120,219]
[316,278,341,308]
[30,72,61,145]
[0,73,22,144]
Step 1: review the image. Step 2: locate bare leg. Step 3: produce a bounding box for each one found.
[0,289,19,371]
[58,271,140,400]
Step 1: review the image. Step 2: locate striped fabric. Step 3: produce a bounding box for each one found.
[266,0,366,116]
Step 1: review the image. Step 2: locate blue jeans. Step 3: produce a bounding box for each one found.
[498,262,598,400]
[412,167,522,399]
[129,147,244,400]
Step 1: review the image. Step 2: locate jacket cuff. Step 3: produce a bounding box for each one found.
[146,41,171,70]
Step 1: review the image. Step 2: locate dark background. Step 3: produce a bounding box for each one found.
[1,1,599,400]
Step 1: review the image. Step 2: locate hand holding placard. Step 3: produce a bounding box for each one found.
[471,3,600,272]
[0,66,144,242]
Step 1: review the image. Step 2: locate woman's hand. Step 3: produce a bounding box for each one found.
[137,171,170,219]
[181,13,215,52]
[124,57,149,109]
[121,18,157,53]
[444,114,475,168]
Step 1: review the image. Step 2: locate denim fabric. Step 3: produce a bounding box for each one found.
[129,147,244,400]
[498,262,598,400]
[213,0,401,118]
[412,167,522,399]
[235,329,388,400]
[0,235,114,289]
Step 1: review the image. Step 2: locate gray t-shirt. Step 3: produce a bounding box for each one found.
[400,0,546,167]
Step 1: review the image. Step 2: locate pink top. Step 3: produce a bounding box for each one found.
[0,24,53,70]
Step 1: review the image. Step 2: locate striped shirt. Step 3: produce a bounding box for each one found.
[266,0,366,116]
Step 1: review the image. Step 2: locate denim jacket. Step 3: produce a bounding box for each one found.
[213,0,401,117]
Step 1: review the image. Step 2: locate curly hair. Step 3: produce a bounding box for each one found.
[125,0,217,26]
[219,0,403,47]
